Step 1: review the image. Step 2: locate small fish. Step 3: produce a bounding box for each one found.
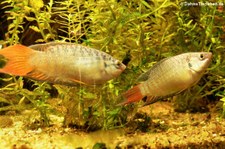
[119,52,212,105]
[0,42,126,85]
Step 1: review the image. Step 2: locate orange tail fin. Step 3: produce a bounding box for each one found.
[0,45,34,76]
[118,85,144,105]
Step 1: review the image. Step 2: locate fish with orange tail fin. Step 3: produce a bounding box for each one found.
[118,52,212,106]
[0,42,126,85]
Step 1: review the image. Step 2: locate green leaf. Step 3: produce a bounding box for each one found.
[35,39,45,42]
[8,23,15,31]
[29,26,40,33]
[25,16,36,22]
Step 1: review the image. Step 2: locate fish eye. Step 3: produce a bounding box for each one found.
[199,53,204,60]
[115,60,122,68]
[188,62,192,68]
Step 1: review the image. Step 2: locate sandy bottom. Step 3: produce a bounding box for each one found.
[1,102,225,148]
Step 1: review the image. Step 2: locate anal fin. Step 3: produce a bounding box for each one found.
[117,85,144,106]
[27,70,51,82]
[27,70,87,86]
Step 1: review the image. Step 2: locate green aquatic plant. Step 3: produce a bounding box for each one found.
[28,0,56,42]
[27,81,52,126]
[1,0,56,45]
[0,76,52,126]
[173,1,225,113]
[2,0,28,44]
[221,100,225,118]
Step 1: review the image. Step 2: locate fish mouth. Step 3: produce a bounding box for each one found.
[113,63,126,77]
[204,52,213,67]
[189,52,213,73]
[206,52,212,59]
[120,63,126,71]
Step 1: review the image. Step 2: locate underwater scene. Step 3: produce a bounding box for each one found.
[0,0,225,148]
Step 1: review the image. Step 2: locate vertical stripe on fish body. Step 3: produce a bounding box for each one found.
[0,42,126,85]
[119,52,212,105]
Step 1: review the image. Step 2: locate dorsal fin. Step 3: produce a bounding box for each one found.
[28,42,76,52]
[136,57,170,82]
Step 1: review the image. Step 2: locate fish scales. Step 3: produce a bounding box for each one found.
[29,43,123,85]
[140,55,192,96]
[119,52,212,105]
[0,42,126,85]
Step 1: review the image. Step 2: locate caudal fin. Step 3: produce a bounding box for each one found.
[0,45,34,76]
[118,85,144,106]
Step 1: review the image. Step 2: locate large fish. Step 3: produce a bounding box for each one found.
[0,42,126,85]
[119,52,212,105]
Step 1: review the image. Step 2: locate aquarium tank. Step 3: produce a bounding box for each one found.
[0,0,225,148]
